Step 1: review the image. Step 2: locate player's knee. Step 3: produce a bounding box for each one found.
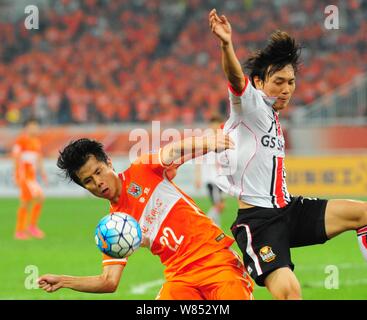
[35,195,45,203]
[20,200,31,209]
[272,281,302,300]
[351,202,367,229]
[339,201,367,231]
[358,202,367,227]
[266,275,302,300]
[283,283,302,300]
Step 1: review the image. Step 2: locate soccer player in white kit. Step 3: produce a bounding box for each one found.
[209,8,367,300]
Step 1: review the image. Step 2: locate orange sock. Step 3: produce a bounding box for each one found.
[16,207,28,232]
[30,203,42,226]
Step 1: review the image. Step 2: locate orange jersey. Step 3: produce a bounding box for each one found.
[103,151,234,278]
[12,134,41,181]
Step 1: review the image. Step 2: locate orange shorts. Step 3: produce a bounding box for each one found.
[19,179,43,201]
[156,248,254,300]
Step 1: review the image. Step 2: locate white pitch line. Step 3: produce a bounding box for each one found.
[303,278,367,288]
[128,263,367,295]
[130,278,164,295]
[296,263,367,271]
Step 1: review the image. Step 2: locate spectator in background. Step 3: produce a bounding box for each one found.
[0,0,366,125]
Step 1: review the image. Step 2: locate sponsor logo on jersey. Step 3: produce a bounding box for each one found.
[259,246,276,262]
[260,134,284,151]
[215,233,225,242]
[127,182,142,198]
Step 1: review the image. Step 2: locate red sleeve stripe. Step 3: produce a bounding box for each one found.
[270,156,287,208]
[228,77,249,97]
[357,226,367,235]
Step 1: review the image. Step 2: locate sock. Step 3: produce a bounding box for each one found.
[357,226,367,262]
[30,203,42,227]
[16,207,28,232]
[207,207,220,226]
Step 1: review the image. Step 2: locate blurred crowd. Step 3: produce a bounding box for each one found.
[0,0,366,125]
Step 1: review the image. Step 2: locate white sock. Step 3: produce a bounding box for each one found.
[357,226,367,262]
[207,207,220,226]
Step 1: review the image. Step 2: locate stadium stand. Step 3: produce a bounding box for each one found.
[0,0,366,127]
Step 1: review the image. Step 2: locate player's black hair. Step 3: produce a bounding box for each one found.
[209,114,224,124]
[23,116,39,127]
[244,30,302,86]
[57,138,109,186]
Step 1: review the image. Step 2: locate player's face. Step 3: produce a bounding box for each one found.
[257,64,296,111]
[26,121,40,136]
[76,155,121,202]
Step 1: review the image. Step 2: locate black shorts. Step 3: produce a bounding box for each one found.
[231,196,329,287]
[206,183,223,205]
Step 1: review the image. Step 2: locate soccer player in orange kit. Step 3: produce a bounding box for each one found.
[38,132,254,300]
[13,118,47,240]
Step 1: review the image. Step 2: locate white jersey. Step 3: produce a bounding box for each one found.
[216,78,291,208]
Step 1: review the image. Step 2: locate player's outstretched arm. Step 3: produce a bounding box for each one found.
[160,131,234,167]
[209,8,246,93]
[38,264,124,293]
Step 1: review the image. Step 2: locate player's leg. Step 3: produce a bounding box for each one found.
[324,199,367,261]
[264,267,301,300]
[156,281,204,300]
[325,199,367,237]
[202,249,254,300]
[15,181,32,239]
[15,200,31,239]
[289,197,367,262]
[205,277,254,300]
[28,182,45,238]
[232,206,300,300]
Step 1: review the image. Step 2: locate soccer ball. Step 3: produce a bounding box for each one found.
[95,212,142,258]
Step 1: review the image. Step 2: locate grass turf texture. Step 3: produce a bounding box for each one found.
[1,197,366,300]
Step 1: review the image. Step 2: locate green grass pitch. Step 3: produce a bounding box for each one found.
[1,197,366,300]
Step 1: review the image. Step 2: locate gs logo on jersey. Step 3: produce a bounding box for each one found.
[259,246,276,262]
[127,182,142,198]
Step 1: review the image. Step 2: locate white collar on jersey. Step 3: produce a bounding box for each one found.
[258,89,277,107]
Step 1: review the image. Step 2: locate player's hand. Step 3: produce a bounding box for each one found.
[209,9,232,45]
[38,274,63,293]
[207,132,234,153]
